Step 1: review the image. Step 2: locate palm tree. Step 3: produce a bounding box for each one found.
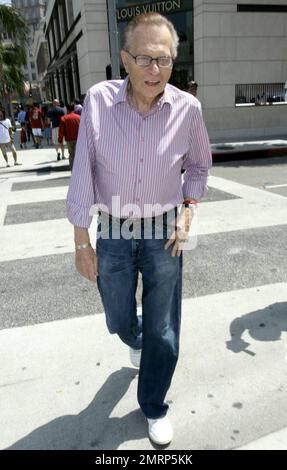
[0,4,29,110]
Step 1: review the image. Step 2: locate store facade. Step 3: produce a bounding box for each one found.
[44,0,287,140]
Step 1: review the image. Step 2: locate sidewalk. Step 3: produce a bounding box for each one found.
[211,137,287,161]
[0,145,70,175]
[1,134,286,172]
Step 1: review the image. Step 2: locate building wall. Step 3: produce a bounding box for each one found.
[45,0,110,99]
[76,0,110,94]
[12,0,47,84]
[13,0,46,25]
[194,0,287,139]
[32,18,49,99]
[45,0,83,102]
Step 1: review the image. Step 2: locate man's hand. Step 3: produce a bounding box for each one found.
[75,246,98,283]
[74,226,98,282]
[164,206,194,257]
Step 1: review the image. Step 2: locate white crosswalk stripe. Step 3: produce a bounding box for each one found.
[1,173,287,261]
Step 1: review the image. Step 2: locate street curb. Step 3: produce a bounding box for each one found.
[212,146,287,162]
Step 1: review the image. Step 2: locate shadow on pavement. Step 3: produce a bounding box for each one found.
[18,164,71,175]
[0,165,70,176]
[6,367,147,450]
[226,301,287,356]
[213,147,287,163]
[36,165,70,175]
[33,161,60,165]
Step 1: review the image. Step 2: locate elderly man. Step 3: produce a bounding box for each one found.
[67,13,212,446]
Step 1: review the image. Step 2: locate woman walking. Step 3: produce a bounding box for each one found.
[0,109,21,167]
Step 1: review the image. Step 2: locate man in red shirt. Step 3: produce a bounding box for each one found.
[29,103,44,149]
[58,103,80,170]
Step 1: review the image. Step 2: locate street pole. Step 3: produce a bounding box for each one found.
[107,0,121,79]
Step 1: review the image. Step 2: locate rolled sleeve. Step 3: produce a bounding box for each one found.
[66,91,97,228]
[182,107,212,200]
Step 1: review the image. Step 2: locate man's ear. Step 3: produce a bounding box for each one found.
[120,50,129,73]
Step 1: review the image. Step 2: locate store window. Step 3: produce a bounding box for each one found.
[53,14,60,51]
[116,0,194,90]
[235,83,287,106]
[48,27,54,61]
[66,0,74,30]
[58,0,68,42]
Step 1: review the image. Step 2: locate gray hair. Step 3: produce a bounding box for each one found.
[122,13,179,59]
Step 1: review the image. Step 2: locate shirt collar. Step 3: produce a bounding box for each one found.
[114,76,173,109]
[114,76,129,105]
[157,85,173,108]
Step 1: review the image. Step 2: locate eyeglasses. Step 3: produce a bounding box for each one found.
[125,50,173,68]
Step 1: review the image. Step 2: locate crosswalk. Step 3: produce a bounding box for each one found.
[1,171,287,261]
[1,151,287,450]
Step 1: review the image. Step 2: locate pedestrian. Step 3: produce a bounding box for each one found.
[47,99,66,161]
[187,80,198,97]
[59,99,67,115]
[25,105,34,144]
[187,80,202,114]
[67,13,212,446]
[0,109,21,167]
[58,103,80,171]
[17,105,26,126]
[74,98,83,116]
[20,123,27,149]
[43,117,52,146]
[29,103,44,149]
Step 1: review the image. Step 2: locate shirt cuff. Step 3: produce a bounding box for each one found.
[66,200,93,228]
[183,197,198,204]
[182,177,208,201]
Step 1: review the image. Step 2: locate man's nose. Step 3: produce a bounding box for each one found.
[148,59,160,73]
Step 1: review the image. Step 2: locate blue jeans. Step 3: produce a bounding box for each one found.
[96,214,182,419]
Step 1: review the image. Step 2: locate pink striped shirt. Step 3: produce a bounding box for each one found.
[67,77,212,228]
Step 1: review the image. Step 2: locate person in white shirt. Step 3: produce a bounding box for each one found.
[0,109,20,167]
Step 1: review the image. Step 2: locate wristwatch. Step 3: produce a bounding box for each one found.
[75,242,92,251]
[183,198,198,209]
[183,198,198,206]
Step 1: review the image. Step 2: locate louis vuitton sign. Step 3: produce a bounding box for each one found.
[117,0,189,22]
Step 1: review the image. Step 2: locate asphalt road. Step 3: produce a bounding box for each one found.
[1,152,286,330]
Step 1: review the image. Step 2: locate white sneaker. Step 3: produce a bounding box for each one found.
[129,348,141,368]
[147,416,173,446]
